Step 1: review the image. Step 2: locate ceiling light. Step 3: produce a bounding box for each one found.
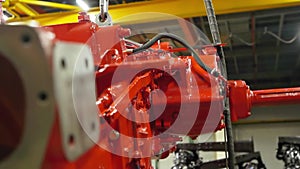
[2,14,8,21]
[89,14,96,22]
[76,0,89,11]
[2,10,13,21]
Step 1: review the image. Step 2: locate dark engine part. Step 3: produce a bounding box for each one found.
[172,149,202,169]
[172,140,266,169]
[277,137,300,169]
[201,152,266,169]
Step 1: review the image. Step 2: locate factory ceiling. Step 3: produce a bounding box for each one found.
[208,6,300,89]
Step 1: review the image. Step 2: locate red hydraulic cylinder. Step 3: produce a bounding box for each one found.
[251,87,300,106]
[228,80,300,122]
[228,80,252,122]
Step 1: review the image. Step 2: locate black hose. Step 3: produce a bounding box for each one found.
[203,0,235,168]
[224,108,236,169]
[132,33,219,77]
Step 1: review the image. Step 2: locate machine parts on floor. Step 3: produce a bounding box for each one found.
[172,140,266,169]
[277,136,300,169]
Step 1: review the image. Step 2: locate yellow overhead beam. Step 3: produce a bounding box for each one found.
[5,0,300,26]
[18,0,79,10]
[14,2,39,16]
[2,0,79,20]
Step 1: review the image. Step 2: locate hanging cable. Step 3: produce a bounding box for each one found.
[131,33,220,77]
[264,27,298,44]
[227,33,254,47]
[124,39,142,48]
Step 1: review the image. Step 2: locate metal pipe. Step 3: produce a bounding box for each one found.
[252,87,300,106]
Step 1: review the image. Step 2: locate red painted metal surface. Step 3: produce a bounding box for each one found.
[228,80,252,122]
[40,20,225,168]
[252,87,300,106]
[42,21,154,169]
[228,80,300,122]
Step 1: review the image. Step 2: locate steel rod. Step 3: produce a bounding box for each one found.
[252,87,300,106]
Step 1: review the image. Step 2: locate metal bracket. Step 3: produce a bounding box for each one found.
[95,0,112,26]
[176,140,255,153]
[0,25,55,169]
[53,41,100,161]
[95,12,112,26]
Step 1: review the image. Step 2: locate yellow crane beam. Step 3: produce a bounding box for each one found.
[18,0,79,10]
[14,2,39,16]
[2,0,79,19]
[4,0,300,26]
